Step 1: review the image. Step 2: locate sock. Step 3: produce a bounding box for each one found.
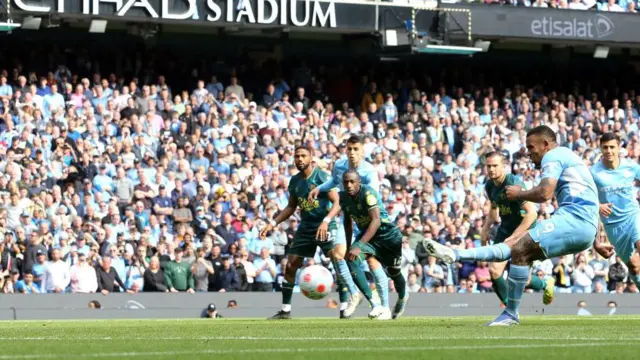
[492,276,508,305]
[527,275,547,291]
[455,243,512,262]
[336,259,359,295]
[339,302,347,311]
[632,274,640,288]
[337,278,349,304]
[371,267,390,307]
[281,282,294,312]
[389,271,407,300]
[505,264,530,318]
[347,258,375,304]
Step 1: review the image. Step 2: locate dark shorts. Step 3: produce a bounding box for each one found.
[353,229,402,268]
[494,227,512,244]
[288,226,337,258]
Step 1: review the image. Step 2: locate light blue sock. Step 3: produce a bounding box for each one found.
[454,243,512,262]
[632,274,640,289]
[371,267,389,307]
[335,259,359,295]
[505,264,530,318]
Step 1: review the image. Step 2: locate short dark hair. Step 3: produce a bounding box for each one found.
[346,135,364,145]
[294,145,313,154]
[600,132,621,144]
[527,125,557,143]
[484,151,505,163]
[343,168,361,181]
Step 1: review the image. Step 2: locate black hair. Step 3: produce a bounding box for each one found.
[526,125,557,143]
[600,132,621,144]
[294,145,313,154]
[343,169,361,181]
[346,135,364,145]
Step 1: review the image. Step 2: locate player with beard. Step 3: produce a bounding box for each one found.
[261,145,361,319]
[482,151,554,307]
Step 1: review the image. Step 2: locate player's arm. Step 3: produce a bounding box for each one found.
[506,201,538,243]
[316,190,341,241]
[508,161,560,203]
[481,203,498,246]
[343,209,353,249]
[312,165,339,198]
[260,193,296,238]
[360,207,381,245]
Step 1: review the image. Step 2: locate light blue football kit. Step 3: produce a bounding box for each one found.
[591,158,640,263]
[528,146,600,257]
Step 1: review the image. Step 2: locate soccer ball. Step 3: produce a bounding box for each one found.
[298,265,334,300]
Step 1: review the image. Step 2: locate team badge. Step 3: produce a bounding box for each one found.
[366,193,377,207]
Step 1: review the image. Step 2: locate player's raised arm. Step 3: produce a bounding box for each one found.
[316,190,341,242]
[261,192,297,238]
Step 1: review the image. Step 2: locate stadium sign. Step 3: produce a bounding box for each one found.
[447,5,640,44]
[13,0,339,28]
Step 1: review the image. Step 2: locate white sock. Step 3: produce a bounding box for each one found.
[281,304,291,312]
[339,302,347,311]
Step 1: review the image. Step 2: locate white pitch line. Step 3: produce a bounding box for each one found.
[0,335,635,341]
[0,343,624,359]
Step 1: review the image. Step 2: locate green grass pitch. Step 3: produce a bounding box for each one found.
[1,316,639,359]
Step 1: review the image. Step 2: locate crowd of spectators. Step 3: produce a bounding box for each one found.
[0,45,639,299]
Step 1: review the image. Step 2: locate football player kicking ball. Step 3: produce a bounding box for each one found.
[425,126,599,326]
[590,133,640,289]
[482,151,555,306]
[261,146,361,320]
[341,170,407,320]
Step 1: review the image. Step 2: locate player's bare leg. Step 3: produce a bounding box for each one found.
[628,241,640,288]
[329,244,361,318]
[268,255,302,320]
[366,256,391,320]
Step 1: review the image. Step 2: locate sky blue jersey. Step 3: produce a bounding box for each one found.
[540,147,599,226]
[317,158,380,193]
[590,158,640,226]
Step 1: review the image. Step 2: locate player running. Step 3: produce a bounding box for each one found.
[261,146,361,320]
[590,132,640,289]
[425,126,599,326]
[341,170,407,320]
[482,151,555,306]
[308,135,386,315]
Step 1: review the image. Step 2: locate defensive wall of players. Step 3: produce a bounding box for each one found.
[0,293,637,320]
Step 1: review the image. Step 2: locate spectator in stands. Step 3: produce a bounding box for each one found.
[96,256,130,295]
[164,248,195,293]
[212,256,239,292]
[143,256,168,292]
[253,248,276,292]
[41,248,70,293]
[70,252,98,293]
[192,247,215,292]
